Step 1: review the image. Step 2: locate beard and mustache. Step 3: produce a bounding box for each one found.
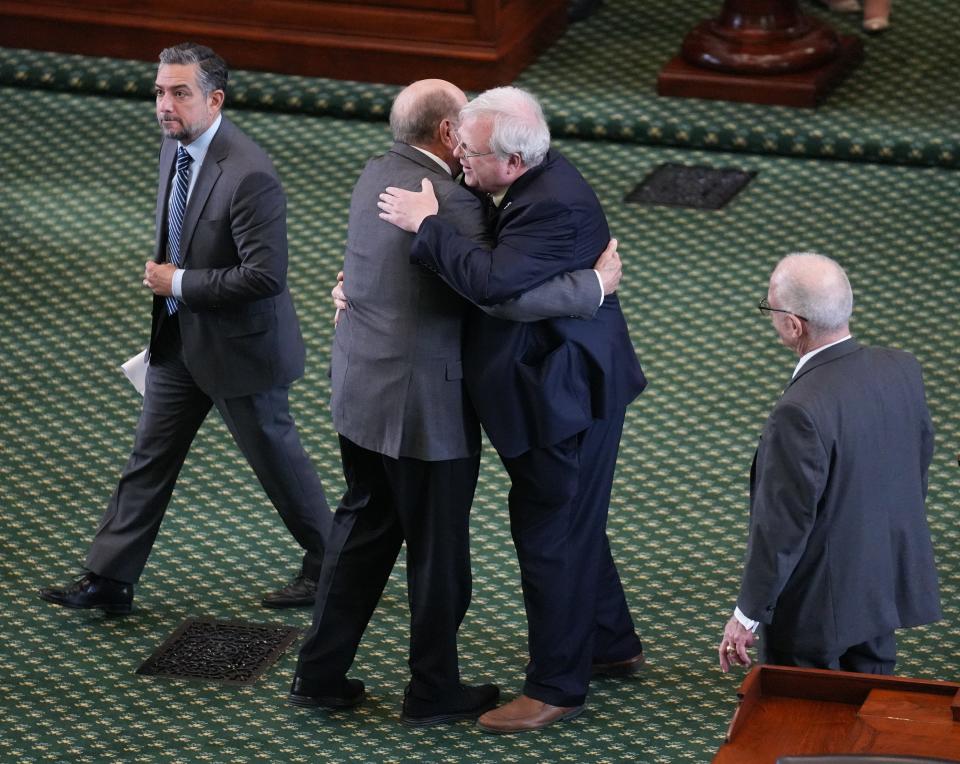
[157,113,206,143]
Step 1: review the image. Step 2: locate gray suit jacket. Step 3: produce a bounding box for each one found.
[737,339,941,653]
[150,115,305,399]
[330,142,601,461]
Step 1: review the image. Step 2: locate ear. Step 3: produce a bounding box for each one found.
[438,118,457,150]
[505,152,525,176]
[208,88,225,112]
[786,314,806,342]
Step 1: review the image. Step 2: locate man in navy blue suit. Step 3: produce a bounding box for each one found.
[379,86,646,733]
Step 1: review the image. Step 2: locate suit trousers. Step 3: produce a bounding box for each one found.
[84,320,329,583]
[296,435,480,703]
[761,630,897,675]
[500,409,642,707]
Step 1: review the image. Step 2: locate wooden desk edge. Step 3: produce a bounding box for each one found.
[725,665,960,743]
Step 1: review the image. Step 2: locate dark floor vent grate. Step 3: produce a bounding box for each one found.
[136,617,299,685]
[625,163,756,209]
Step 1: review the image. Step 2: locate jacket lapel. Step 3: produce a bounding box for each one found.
[498,149,553,213]
[154,140,177,262]
[177,117,229,266]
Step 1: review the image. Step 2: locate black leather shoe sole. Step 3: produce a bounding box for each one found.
[400,697,499,727]
[261,574,319,609]
[288,692,364,710]
[288,683,365,710]
[262,596,315,609]
[39,591,132,615]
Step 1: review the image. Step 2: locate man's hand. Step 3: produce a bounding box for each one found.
[377,178,439,233]
[143,261,176,297]
[332,270,347,326]
[593,238,621,296]
[718,615,758,673]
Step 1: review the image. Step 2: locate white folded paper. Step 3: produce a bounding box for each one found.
[121,349,149,396]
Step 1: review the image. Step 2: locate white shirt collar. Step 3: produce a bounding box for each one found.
[490,187,510,208]
[411,146,452,175]
[792,335,852,378]
[179,113,222,166]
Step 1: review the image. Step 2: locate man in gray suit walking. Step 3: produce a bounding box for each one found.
[40,42,331,613]
[289,79,612,723]
[719,252,941,674]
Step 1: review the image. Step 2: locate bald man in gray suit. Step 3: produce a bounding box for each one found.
[290,79,615,724]
[719,253,941,675]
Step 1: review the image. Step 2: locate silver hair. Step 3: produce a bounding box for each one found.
[158,42,228,97]
[460,86,551,167]
[771,252,854,333]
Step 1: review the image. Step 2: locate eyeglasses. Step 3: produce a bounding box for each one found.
[454,131,495,159]
[758,297,808,322]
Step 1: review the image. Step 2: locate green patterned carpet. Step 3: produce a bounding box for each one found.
[1,3,959,762]
[2,0,957,168]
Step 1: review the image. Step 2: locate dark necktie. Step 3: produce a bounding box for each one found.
[165,146,193,316]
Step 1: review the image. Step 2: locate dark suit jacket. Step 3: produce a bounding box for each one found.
[333,143,606,461]
[410,149,646,457]
[738,339,941,654]
[150,115,305,399]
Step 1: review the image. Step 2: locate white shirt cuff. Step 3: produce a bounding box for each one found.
[734,606,760,633]
[172,268,185,301]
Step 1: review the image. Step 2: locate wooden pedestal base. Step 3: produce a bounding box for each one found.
[657,35,863,108]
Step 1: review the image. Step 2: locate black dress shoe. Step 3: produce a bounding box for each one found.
[261,573,317,608]
[288,675,365,710]
[591,651,645,677]
[39,572,133,614]
[400,682,500,727]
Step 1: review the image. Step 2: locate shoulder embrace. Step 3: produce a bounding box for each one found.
[435,180,482,214]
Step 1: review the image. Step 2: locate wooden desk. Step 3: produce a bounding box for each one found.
[713,665,960,763]
[0,0,566,89]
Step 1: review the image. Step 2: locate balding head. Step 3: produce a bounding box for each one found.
[769,253,853,342]
[390,79,466,146]
[459,86,551,168]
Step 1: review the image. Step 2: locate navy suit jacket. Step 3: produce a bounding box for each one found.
[738,339,941,654]
[149,116,305,399]
[411,150,646,457]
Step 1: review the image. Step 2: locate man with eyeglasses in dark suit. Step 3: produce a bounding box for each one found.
[718,252,941,675]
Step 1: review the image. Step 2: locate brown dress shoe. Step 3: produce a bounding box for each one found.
[591,651,645,677]
[476,694,584,734]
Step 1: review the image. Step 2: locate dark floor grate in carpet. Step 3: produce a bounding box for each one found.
[625,164,756,209]
[136,617,299,685]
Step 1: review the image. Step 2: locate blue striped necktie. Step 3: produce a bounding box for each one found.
[165,146,193,316]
